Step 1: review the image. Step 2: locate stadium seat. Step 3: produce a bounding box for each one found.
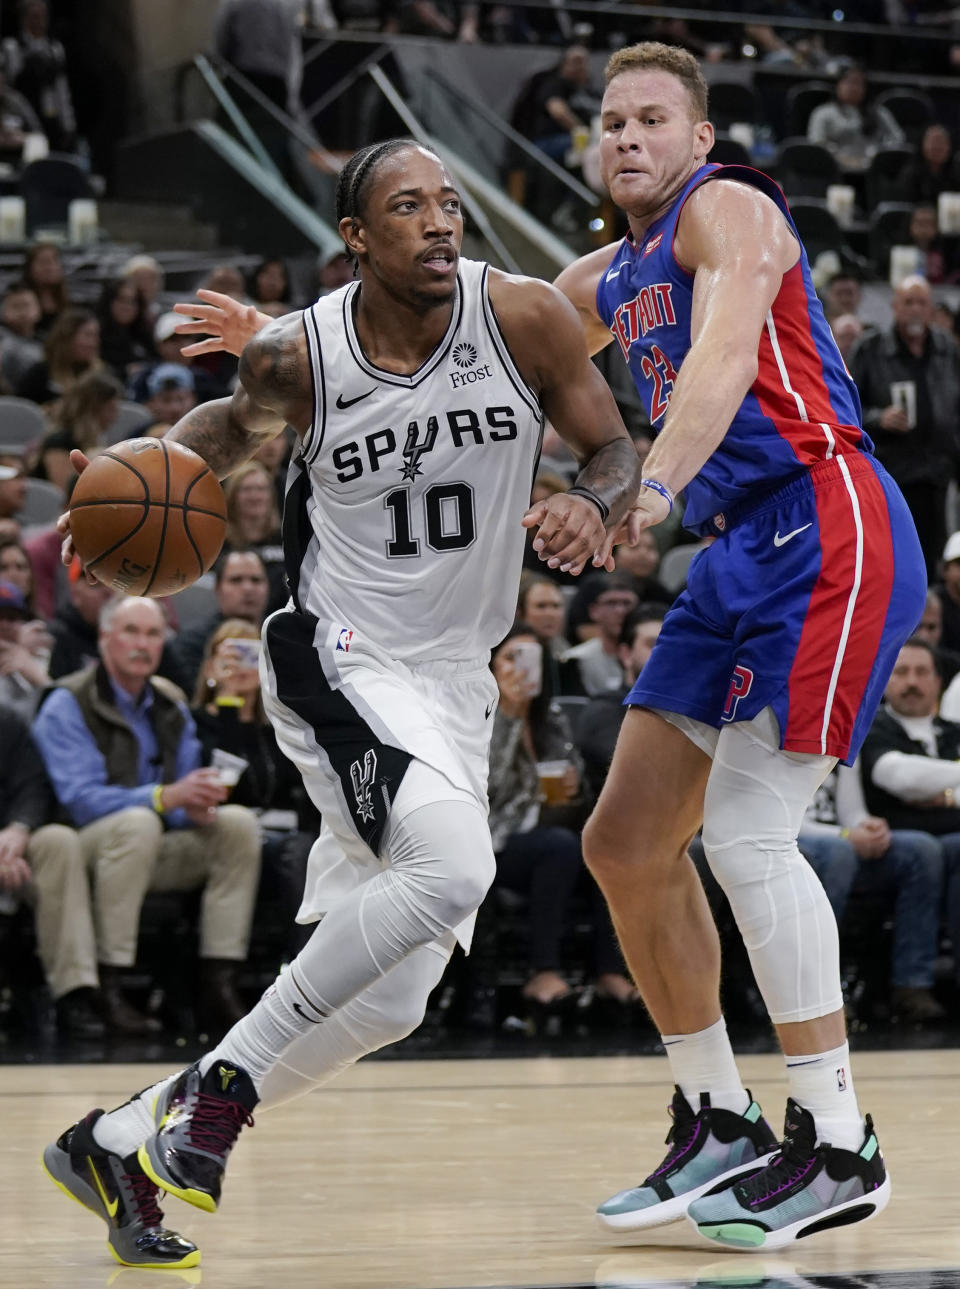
[0,396,48,450]
[16,477,63,526]
[874,88,935,144]
[865,147,914,209]
[103,400,151,445]
[708,82,759,132]
[869,201,914,267]
[786,198,844,263]
[775,138,839,199]
[708,135,752,168]
[660,544,702,594]
[19,154,96,235]
[784,82,833,138]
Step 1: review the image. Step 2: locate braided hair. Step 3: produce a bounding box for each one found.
[335,138,438,265]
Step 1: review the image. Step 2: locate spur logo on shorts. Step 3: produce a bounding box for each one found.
[722,664,754,722]
[350,749,378,823]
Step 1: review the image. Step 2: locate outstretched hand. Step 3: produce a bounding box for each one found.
[173,290,271,358]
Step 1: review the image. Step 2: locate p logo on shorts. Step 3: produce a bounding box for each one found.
[722,664,754,722]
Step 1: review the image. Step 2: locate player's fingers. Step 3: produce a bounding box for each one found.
[180,339,226,357]
[520,501,549,530]
[172,302,221,321]
[173,316,222,335]
[194,288,237,308]
[69,448,90,474]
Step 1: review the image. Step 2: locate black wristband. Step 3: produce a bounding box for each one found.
[567,486,610,523]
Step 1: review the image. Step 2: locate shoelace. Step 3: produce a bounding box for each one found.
[737,1135,819,1207]
[188,1094,255,1159]
[645,1099,701,1182]
[123,1171,165,1228]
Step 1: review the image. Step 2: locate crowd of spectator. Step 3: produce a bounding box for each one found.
[6,6,960,1045]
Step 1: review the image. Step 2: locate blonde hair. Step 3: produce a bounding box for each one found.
[604,42,709,121]
[223,460,281,547]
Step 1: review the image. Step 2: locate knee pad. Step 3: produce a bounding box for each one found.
[701,711,842,1024]
[385,798,496,928]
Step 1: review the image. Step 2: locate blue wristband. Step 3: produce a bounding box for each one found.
[641,478,674,513]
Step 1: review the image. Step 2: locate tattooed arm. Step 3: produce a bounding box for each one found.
[489,271,641,574]
[165,311,313,479]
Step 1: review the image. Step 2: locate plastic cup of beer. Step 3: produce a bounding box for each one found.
[211,748,249,797]
[537,759,570,805]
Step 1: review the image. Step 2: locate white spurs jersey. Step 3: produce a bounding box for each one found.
[284,257,544,662]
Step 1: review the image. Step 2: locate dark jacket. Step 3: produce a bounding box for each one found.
[0,703,53,830]
[49,603,188,691]
[860,706,960,835]
[574,688,628,802]
[54,663,186,788]
[850,325,960,486]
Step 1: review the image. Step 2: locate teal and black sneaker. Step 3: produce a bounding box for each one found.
[138,1060,257,1213]
[42,1109,200,1268]
[596,1086,779,1233]
[687,1097,891,1250]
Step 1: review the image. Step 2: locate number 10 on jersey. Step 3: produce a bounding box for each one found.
[384,483,477,557]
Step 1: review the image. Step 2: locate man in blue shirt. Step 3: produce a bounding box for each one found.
[32,595,261,1036]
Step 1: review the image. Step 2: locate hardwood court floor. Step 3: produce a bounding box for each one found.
[3,1050,958,1289]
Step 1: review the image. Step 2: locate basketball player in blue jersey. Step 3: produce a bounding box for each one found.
[42,139,642,1267]
[552,43,925,1249]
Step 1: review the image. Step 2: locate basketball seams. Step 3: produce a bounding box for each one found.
[181,465,218,577]
[142,442,173,596]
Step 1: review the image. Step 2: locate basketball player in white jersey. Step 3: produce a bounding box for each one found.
[43,138,642,1266]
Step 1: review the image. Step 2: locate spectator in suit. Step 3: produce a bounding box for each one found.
[850,275,960,579]
[32,595,262,1035]
[860,638,960,1000]
[169,549,269,695]
[0,700,104,1038]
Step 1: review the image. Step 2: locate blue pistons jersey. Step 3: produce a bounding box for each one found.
[595,163,926,762]
[595,163,870,535]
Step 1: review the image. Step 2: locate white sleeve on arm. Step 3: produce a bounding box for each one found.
[870,751,960,801]
[836,761,870,828]
[940,672,960,722]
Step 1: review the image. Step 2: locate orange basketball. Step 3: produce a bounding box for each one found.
[69,438,226,597]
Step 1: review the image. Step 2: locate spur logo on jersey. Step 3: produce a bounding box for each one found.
[331,406,518,483]
[722,664,754,722]
[350,749,377,823]
[611,282,676,358]
[399,417,439,481]
[452,342,478,369]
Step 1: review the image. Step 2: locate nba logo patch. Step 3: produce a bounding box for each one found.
[643,233,663,256]
[836,1065,847,1091]
[336,627,353,652]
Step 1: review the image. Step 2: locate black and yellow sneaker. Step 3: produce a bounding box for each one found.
[138,1060,258,1213]
[42,1109,200,1268]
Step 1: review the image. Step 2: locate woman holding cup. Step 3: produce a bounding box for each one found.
[486,624,635,1028]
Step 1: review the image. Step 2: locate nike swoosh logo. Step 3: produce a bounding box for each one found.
[773,523,813,548]
[485,700,495,720]
[293,1001,322,1024]
[88,1157,119,1218]
[336,388,377,410]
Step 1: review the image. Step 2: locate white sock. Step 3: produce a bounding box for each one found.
[92,1075,177,1157]
[660,1016,749,1115]
[785,1041,863,1151]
